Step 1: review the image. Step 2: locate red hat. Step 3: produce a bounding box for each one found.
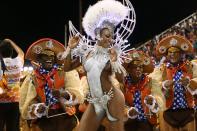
[156,35,193,58]
[26,38,66,64]
[123,50,154,74]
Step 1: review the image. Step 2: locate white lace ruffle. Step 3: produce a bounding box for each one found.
[144,95,159,113]
[59,89,79,106]
[27,103,47,119]
[127,107,138,119]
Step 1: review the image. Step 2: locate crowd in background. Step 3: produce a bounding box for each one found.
[137,11,197,65]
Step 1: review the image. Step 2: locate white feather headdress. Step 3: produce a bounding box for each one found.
[82,0,129,40]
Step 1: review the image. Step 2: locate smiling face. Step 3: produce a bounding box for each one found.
[99,28,113,48]
[167,47,182,64]
[38,49,56,70]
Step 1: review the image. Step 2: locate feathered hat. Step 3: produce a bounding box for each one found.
[82,0,129,40]
[26,38,66,64]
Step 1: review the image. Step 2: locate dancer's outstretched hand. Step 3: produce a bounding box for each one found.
[68,36,80,49]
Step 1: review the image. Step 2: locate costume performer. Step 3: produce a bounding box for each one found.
[122,50,161,131]
[150,35,197,131]
[61,0,136,130]
[19,38,86,131]
[0,39,24,131]
[122,50,162,131]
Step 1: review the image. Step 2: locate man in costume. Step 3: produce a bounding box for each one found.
[0,39,24,131]
[19,38,86,131]
[150,35,197,131]
[123,50,161,131]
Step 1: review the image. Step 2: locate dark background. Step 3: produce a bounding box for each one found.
[0,0,196,52]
